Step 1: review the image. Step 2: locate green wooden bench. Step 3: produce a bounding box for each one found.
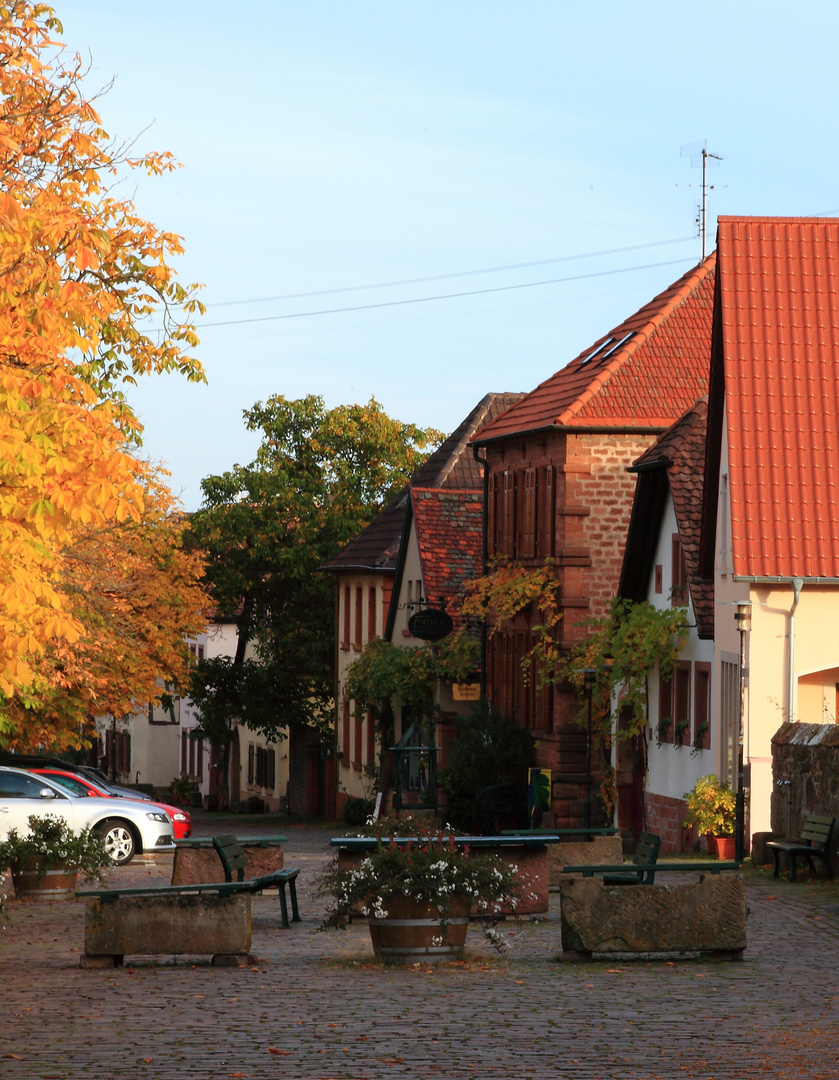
[212,834,301,928]
[561,832,661,884]
[765,814,836,882]
[563,861,740,879]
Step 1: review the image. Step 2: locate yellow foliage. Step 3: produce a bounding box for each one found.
[0,2,204,722]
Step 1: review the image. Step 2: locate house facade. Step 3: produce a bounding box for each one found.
[323,394,521,815]
[470,260,715,828]
[621,216,839,851]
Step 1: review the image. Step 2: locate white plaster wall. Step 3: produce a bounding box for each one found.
[643,496,715,804]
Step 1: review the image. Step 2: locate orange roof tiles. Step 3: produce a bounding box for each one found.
[717,216,839,579]
[472,258,715,443]
[411,488,483,622]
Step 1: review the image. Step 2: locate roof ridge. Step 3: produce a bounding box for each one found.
[557,255,716,426]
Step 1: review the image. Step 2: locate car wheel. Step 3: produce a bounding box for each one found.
[96,821,137,865]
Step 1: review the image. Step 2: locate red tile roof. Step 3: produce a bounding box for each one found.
[717,216,839,579]
[322,393,522,573]
[411,487,483,622]
[472,258,715,443]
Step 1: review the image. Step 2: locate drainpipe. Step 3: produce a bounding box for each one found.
[472,445,490,703]
[788,577,804,723]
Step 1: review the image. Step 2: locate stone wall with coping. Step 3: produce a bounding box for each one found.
[771,722,839,871]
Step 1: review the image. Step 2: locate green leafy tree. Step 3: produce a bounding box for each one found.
[188,395,442,800]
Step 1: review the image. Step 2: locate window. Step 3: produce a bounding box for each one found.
[366,707,376,766]
[671,534,688,606]
[341,585,350,650]
[654,565,663,593]
[720,656,739,786]
[542,465,555,558]
[368,585,377,639]
[520,467,537,558]
[255,747,276,789]
[341,699,351,768]
[247,744,254,785]
[500,471,516,557]
[353,705,363,768]
[658,669,673,743]
[354,586,363,649]
[694,663,711,751]
[673,662,691,747]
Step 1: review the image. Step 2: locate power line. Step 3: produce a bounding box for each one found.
[198,257,695,329]
[208,236,696,308]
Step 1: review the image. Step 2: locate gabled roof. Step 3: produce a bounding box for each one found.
[620,397,713,636]
[320,489,407,572]
[714,216,839,579]
[471,258,715,444]
[410,392,524,488]
[322,393,522,575]
[412,487,483,622]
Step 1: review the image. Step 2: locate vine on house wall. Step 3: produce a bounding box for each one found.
[458,557,563,677]
[559,597,689,812]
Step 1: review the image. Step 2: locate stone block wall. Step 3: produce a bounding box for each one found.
[771,723,839,872]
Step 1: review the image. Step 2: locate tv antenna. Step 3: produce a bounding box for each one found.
[680,140,723,259]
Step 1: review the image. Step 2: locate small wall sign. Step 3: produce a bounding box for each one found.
[408,608,453,642]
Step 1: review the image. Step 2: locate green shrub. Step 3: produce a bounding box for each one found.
[440,702,535,832]
[342,796,375,827]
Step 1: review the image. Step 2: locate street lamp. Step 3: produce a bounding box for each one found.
[734,601,752,861]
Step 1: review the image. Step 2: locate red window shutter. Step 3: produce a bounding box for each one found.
[488,472,498,557]
[543,465,555,558]
[502,471,516,557]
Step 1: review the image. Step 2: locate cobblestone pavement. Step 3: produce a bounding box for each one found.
[2,815,838,1080]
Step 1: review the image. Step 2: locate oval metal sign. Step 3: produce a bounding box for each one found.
[408,608,453,642]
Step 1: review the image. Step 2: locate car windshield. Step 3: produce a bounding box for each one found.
[46,774,90,797]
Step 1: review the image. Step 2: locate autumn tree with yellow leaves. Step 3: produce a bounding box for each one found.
[0,3,206,747]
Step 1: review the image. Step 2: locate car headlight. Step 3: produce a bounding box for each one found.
[172,811,188,822]
[146,812,169,823]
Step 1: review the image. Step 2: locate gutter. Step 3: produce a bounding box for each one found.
[788,577,804,723]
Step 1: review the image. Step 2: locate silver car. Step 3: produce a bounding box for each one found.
[0,766,175,865]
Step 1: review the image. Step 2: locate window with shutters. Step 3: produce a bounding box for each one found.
[520,468,537,558]
[673,661,691,747]
[354,586,363,649]
[694,663,711,750]
[341,585,350,650]
[542,465,555,558]
[341,699,351,768]
[500,470,516,557]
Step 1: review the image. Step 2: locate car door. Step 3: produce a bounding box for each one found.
[0,771,74,838]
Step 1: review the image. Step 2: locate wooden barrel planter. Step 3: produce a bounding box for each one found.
[368,894,470,963]
[11,861,78,901]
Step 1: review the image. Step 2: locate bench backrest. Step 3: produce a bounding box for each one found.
[212,834,248,882]
[632,832,662,867]
[800,815,836,850]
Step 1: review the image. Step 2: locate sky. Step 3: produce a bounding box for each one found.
[55,0,839,510]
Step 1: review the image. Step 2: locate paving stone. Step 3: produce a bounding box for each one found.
[1,818,838,1079]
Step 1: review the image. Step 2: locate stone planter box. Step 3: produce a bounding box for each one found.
[172,836,285,885]
[559,872,747,960]
[80,892,252,967]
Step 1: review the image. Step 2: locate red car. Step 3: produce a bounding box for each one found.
[30,768,192,840]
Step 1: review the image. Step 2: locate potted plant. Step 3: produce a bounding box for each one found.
[319,824,518,962]
[683,775,737,858]
[0,815,112,901]
[169,775,199,805]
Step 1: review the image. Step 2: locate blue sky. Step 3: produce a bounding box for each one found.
[58,1,839,509]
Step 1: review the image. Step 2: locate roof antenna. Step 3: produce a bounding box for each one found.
[680,140,723,260]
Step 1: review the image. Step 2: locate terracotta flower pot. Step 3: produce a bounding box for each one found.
[713,836,736,860]
[368,894,470,963]
[11,858,78,901]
